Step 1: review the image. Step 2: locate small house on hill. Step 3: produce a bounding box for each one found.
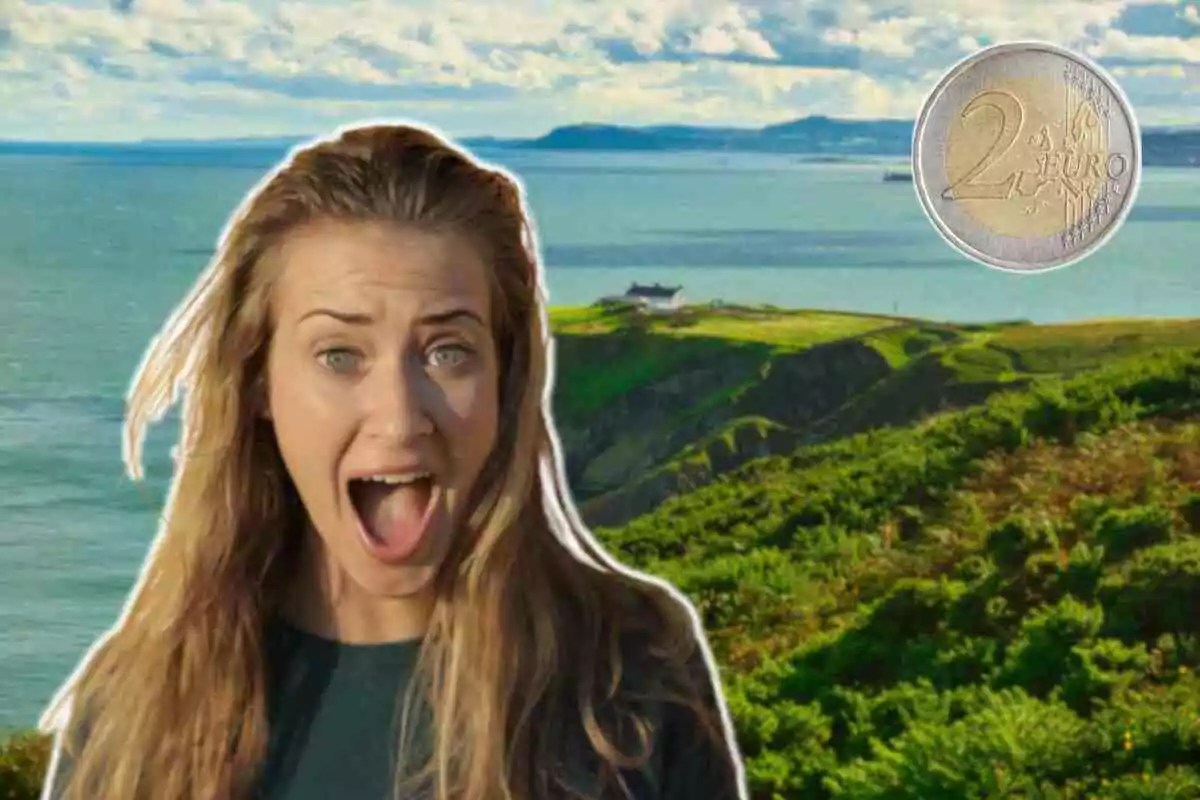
[623,282,684,312]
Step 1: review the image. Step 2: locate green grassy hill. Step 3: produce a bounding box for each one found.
[549,304,1200,529]
[4,305,1199,798]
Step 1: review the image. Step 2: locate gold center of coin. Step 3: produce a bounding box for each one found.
[942,76,1112,238]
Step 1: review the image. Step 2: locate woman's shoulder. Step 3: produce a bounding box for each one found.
[604,573,710,677]
[602,577,746,799]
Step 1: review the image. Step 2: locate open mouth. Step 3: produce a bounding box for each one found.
[347,471,439,563]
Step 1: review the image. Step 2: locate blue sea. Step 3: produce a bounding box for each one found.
[1,146,1198,730]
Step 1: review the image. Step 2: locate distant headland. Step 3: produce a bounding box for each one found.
[3,115,1198,166]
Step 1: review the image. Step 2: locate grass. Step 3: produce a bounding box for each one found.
[549,304,899,352]
[860,324,962,369]
[940,343,1021,383]
[552,333,737,415]
[549,305,906,418]
[988,318,1200,374]
[550,308,1200,423]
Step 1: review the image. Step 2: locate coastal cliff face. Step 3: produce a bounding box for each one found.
[553,335,890,492]
[561,336,897,528]
[547,307,1200,530]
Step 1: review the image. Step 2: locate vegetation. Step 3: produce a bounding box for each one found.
[548,303,899,347]
[548,303,900,416]
[988,318,1200,375]
[549,306,1200,417]
[597,344,1200,798]
[552,305,1200,527]
[3,306,1199,799]
[0,731,51,799]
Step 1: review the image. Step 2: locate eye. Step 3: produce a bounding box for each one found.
[318,347,362,374]
[427,343,472,369]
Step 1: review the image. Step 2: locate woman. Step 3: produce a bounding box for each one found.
[38,122,745,800]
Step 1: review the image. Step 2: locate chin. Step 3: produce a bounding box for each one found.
[348,558,439,598]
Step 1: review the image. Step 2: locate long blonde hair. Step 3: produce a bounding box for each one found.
[39,122,735,799]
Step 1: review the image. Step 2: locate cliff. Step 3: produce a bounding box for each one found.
[548,305,1200,528]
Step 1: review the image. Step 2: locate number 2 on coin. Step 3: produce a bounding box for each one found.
[941,91,1024,201]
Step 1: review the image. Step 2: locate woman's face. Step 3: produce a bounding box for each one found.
[264,218,500,600]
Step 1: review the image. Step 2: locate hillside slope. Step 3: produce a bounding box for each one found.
[594,345,1200,798]
[549,305,1200,529]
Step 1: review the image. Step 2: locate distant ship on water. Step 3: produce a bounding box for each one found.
[883,169,913,183]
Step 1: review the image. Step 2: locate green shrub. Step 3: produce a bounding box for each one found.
[1095,766,1200,799]
[1103,538,1200,649]
[1093,505,1176,562]
[725,683,837,798]
[985,515,1060,572]
[995,597,1104,698]
[1179,492,1200,533]
[0,730,52,800]
[951,553,993,583]
[866,578,967,642]
[1059,638,1151,715]
[1095,675,1200,771]
[823,689,1096,799]
[1022,381,1139,445]
[1022,550,1067,606]
[1071,494,1115,536]
[1061,541,1106,600]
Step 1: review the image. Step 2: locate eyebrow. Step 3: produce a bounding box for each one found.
[299,308,373,325]
[298,307,487,328]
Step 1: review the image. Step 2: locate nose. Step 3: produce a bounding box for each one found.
[362,356,435,443]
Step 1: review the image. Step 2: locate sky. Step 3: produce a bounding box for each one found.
[1,0,1198,142]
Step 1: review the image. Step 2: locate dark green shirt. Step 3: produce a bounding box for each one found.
[259,619,742,799]
[45,619,744,799]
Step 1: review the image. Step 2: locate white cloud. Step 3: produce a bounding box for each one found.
[824,16,926,59]
[680,6,779,59]
[1092,26,1200,62]
[1,0,1197,141]
[1112,63,1188,78]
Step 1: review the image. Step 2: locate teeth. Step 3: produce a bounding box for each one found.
[361,472,430,485]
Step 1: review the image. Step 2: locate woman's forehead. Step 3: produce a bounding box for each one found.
[269,219,493,320]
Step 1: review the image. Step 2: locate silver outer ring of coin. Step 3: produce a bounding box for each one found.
[911,40,1142,275]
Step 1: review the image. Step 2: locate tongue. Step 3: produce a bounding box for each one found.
[354,480,431,548]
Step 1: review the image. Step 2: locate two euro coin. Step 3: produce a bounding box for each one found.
[912,41,1142,273]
